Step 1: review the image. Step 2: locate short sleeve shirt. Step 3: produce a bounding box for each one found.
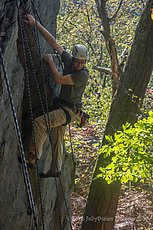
[60,50,89,108]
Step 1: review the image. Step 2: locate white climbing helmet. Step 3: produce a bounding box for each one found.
[72,44,88,60]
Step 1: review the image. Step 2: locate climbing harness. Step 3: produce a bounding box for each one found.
[0,47,39,230]
[52,98,90,127]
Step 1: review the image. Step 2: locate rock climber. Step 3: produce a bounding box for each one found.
[25,14,89,177]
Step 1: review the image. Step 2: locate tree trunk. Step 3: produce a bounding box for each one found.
[95,0,121,96]
[81,1,153,229]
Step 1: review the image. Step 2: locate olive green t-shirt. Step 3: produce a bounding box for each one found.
[59,50,89,108]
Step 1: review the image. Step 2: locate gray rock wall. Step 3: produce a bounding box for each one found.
[0,0,74,229]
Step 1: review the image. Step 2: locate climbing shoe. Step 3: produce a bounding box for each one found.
[25,152,37,168]
[39,170,61,178]
[18,153,36,168]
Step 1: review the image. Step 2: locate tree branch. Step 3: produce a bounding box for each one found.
[108,0,124,21]
[92,65,111,74]
[68,21,96,54]
[119,47,129,69]
[95,0,111,42]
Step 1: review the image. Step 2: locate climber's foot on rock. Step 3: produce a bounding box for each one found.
[26,152,37,168]
[18,152,37,168]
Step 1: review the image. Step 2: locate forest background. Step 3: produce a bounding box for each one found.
[56,0,153,229]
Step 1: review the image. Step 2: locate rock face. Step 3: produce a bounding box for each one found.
[0,1,74,229]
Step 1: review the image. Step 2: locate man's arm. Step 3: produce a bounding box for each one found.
[26,14,64,55]
[44,54,74,85]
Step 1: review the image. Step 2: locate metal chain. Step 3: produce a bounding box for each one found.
[68,125,76,187]
[27,3,74,229]
[19,2,74,229]
[0,47,38,230]
[19,7,70,229]
[28,11,65,228]
[18,7,45,230]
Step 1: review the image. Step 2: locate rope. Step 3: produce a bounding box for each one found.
[0,47,38,230]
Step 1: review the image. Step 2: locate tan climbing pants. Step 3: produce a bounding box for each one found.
[28,106,77,172]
